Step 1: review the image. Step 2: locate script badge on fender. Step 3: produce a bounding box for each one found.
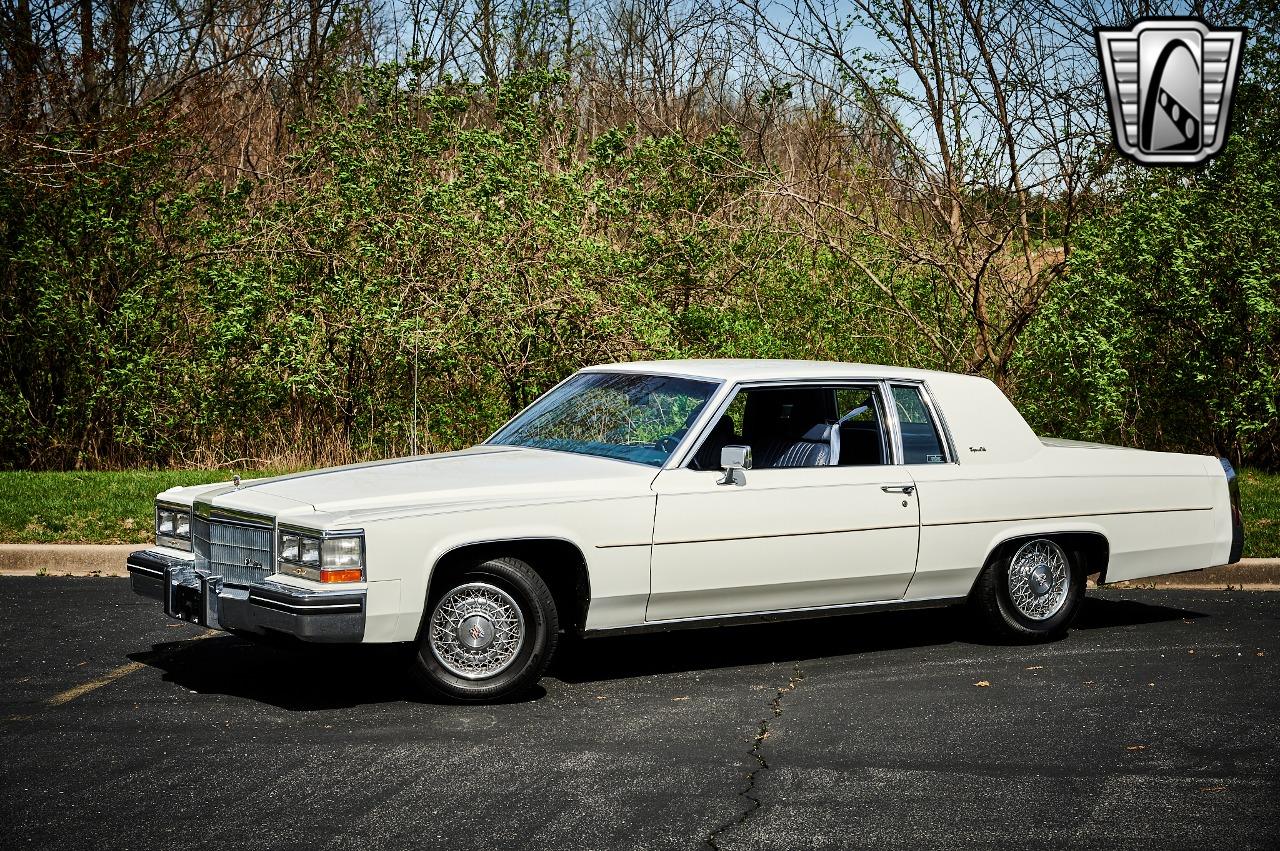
[1096,17,1245,165]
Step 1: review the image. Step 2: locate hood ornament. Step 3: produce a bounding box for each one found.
[232,474,241,488]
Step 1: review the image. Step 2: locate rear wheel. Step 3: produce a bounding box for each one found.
[970,538,1085,641]
[411,556,558,702]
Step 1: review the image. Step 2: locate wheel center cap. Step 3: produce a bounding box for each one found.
[1028,563,1052,596]
[458,615,494,650]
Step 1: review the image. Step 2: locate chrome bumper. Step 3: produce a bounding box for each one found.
[127,549,365,643]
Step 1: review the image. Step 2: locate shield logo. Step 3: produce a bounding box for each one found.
[1096,18,1245,165]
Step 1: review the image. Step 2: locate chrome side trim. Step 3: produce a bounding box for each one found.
[191,499,274,527]
[247,596,363,614]
[583,594,966,637]
[915,379,959,464]
[277,523,364,538]
[878,379,905,464]
[924,506,1211,527]
[655,522,918,546]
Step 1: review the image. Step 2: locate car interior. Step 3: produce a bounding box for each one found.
[689,385,901,470]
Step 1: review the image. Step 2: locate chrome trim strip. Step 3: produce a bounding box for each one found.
[277,524,363,538]
[923,506,1212,527]
[127,562,164,578]
[250,579,368,603]
[585,594,966,637]
[879,379,905,465]
[247,596,363,614]
[156,534,192,551]
[126,549,193,570]
[191,500,274,528]
[915,379,959,463]
[655,522,918,546]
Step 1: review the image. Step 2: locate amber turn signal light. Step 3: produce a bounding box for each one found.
[320,568,364,584]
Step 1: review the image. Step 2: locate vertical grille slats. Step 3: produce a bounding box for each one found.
[193,514,273,585]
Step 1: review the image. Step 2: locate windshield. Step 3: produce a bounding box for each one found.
[488,372,719,467]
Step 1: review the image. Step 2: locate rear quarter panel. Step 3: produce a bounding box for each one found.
[907,443,1230,598]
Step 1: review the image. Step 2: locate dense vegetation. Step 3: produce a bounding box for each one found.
[2,0,1277,471]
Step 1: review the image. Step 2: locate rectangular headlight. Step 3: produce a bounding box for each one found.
[277,528,364,583]
[156,504,192,551]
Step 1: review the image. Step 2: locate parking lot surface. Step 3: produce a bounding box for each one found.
[2,577,1277,850]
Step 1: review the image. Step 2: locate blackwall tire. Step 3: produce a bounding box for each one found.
[970,538,1085,642]
[411,556,558,702]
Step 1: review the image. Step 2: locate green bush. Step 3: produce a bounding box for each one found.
[1014,142,1280,466]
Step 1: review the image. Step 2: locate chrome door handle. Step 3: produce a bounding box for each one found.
[881,485,915,495]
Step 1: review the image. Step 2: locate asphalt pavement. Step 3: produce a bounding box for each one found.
[1,577,1277,851]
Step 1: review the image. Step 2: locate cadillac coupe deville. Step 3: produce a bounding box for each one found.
[128,360,1244,700]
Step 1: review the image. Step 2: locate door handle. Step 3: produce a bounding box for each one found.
[881,484,915,495]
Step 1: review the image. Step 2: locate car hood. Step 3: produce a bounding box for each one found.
[193,446,659,523]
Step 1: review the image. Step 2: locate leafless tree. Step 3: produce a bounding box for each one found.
[738,0,1117,385]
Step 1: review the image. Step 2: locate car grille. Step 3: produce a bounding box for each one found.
[192,514,274,585]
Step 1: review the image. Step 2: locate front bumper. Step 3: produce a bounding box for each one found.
[127,549,365,642]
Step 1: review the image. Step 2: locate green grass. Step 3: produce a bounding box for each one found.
[1238,468,1280,559]
[0,470,284,544]
[0,467,1277,557]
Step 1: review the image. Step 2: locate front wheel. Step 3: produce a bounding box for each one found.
[970,538,1085,642]
[410,556,558,702]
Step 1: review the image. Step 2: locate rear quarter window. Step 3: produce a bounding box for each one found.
[892,385,948,464]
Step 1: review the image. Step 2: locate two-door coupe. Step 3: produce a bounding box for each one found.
[129,360,1244,700]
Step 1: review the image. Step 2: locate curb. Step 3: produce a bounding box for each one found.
[0,544,138,577]
[2,543,1278,587]
[1104,559,1280,590]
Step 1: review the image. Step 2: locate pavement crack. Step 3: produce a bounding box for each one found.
[707,664,806,850]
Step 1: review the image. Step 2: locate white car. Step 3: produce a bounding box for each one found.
[129,360,1244,700]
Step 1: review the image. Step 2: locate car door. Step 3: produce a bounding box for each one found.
[645,382,921,622]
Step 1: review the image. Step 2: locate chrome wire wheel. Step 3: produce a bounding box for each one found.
[1006,539,1071,621]
[429,582,526,680]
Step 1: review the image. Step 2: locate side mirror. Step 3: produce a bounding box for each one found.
[719,445,752,486]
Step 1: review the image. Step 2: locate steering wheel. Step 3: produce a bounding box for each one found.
[654,433,682,454]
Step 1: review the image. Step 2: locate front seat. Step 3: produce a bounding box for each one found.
[761,423,832,468]
[743,388,836,468]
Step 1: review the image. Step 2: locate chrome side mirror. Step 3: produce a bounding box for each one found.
[719,445,752,486]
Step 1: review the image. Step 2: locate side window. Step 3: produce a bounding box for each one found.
[892,385,947,464]
[833,387,889,466]
[689,384,891,470]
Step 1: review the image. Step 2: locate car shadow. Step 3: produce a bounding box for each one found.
[130,595,1205,707]
[130,635,413,711]
[551,594,1207,683]
[1073,594,1208,630]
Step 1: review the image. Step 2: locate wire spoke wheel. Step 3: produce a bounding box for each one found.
[429,582,526,680]
[1006,539,1071,621]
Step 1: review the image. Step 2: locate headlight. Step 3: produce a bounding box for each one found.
[156,504,192,551]
[278,528,364,583]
